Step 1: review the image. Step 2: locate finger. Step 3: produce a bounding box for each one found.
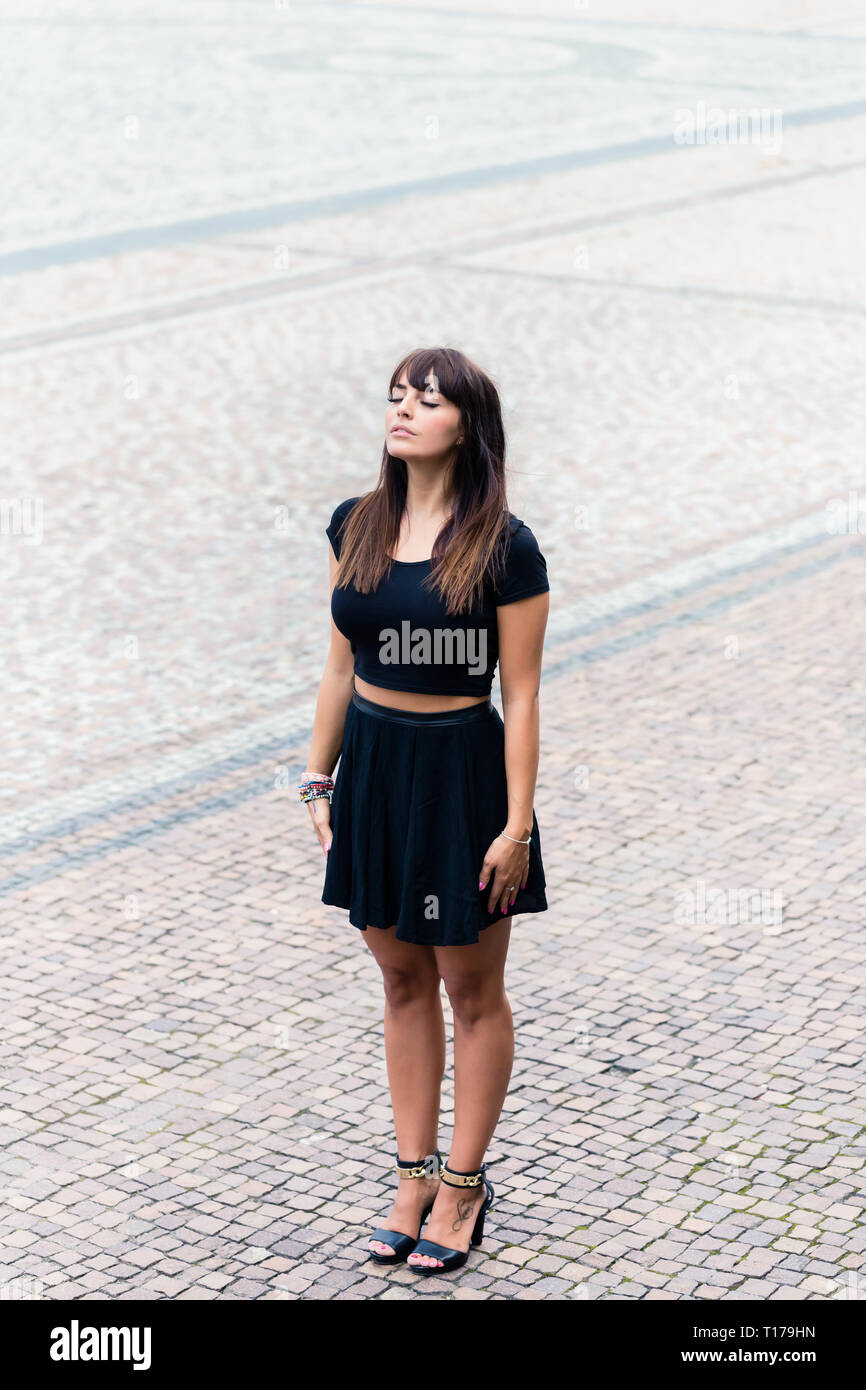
[487,873,505,916]
[502,862,526,912]
[478,857,495,892]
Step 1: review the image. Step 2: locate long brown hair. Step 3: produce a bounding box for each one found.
[331,346,514,615]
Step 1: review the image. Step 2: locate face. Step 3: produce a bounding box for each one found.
[386,370,463,460]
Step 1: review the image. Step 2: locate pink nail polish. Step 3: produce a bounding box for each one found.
[478,881,484,889]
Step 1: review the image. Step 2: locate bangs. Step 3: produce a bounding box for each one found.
[390,348,466,405]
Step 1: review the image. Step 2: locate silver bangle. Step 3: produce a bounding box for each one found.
[498,830,531,844]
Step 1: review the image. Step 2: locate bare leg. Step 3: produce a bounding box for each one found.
[408,918,513,1269]
[361,924,444,1256]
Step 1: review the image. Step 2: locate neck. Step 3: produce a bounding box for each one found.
[403,460,453,519]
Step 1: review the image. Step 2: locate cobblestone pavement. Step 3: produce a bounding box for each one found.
[2,3,865,1299]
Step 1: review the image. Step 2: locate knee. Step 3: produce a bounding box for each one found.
[442,975,505,1027]
[379,964,440,1009]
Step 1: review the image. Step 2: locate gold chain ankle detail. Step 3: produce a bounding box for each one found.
[439,1163,483,1188]
[394,1154,439,1180]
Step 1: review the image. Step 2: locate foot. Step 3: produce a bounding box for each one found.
[406,1177,485,1269]
[368,1173,440,1258]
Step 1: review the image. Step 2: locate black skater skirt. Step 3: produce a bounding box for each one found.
[321,688,548,946]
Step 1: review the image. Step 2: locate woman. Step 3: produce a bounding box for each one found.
[298,346,550,1276]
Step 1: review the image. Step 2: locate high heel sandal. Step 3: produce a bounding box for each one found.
[407,1159,495,1275]
[367,1150,442,1264]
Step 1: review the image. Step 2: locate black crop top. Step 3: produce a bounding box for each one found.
[326,496,549,696]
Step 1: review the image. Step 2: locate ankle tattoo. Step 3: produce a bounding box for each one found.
[450,1195,477,1233]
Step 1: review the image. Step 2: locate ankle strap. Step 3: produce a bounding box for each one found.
[440,1160,486,1188]
[394,1150,441,1179]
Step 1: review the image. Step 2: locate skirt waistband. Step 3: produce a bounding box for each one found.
[351,690,493,727]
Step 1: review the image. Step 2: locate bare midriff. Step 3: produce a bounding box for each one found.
[353,675,489,713]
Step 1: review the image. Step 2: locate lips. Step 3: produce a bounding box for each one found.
[391,427,415,436]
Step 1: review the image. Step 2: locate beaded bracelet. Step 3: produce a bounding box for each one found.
[298,774,335,805]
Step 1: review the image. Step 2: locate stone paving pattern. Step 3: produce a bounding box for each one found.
[1,3,865,1299]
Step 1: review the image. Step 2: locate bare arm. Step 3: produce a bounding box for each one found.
[478,589,549,915]
[497,589,548,839]
[303,543,355,851]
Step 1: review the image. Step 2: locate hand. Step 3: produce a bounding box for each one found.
[303,770,333,857]
[478,833,529,917]
[307,796,332,856]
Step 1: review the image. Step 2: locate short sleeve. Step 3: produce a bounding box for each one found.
[494,519,549,605]
[325,497,361,560]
